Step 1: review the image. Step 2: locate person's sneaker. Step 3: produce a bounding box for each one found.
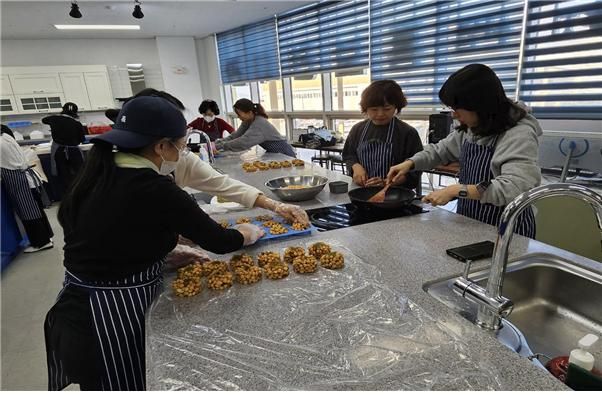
[23,241,53,253]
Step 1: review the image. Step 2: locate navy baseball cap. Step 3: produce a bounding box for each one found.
[91,96,187,149]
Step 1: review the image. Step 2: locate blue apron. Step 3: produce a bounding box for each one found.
[260,140,297,157]
[457,135,536,238]
[356,120,396,179]
[45,261,164,390]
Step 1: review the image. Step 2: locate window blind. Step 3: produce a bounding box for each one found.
[370,0,525,110]
[520,0,602,120]
[216,18,280,84]
[277,1,370,76]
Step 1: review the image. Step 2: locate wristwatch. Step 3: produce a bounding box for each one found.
[458,184,469,198]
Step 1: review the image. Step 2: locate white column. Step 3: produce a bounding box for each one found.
[156,37,203,121]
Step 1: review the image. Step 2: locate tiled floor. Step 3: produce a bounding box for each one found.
[1,205,78,390]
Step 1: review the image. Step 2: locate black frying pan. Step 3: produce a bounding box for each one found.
[348,186,416,211]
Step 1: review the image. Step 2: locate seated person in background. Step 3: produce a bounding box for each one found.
[42,102,86,193]
[187,99,235,141]
[215,99,296,157]
[343,80,423,188]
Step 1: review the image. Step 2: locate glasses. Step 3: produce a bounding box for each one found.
[170,140,190,157]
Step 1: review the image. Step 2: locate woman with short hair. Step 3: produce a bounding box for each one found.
[188,99,235,141]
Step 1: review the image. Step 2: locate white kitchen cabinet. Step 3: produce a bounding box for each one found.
[16,94,64,114]
[1,75,14,96]
[0,96,18,115]
[9,73,62,95]
[60,72,92,111]
[84,72,114,110]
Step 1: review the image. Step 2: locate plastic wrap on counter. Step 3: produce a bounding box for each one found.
[146,240,502,390]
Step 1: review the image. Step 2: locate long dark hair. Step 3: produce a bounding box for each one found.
[439,64,526,136]
[58,141,116,229]
[233,98,268,119]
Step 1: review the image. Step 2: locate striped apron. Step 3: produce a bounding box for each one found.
[45,261,164,390]
[457,136,536,238]
[1,167,44,221]
[356,120,396,179]
[260,140,297,157]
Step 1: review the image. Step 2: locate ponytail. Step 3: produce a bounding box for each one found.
[233,98,269,119]
[58,141,116,229]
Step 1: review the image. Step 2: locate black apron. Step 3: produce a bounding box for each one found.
[45,261,164,390]
[260,140,297,157]
[356,119,396,179]
[457,135,536,238]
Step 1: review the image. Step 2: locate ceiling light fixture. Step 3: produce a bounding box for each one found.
[54,25,141,30]
[69,1,82,18]
[132,0,144,19]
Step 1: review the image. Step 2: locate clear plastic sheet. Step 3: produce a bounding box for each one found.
[147,240,502,390]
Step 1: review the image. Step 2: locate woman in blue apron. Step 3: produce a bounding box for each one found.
[387,64,541,237]
[342,80,423,189]
[1,124,54,253]
[45,96,264,390]
[42,102,86,194]
[215,99,296,157]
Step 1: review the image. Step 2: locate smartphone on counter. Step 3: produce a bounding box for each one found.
[446,241,495,262]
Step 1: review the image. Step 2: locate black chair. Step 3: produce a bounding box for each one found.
[311,153,330,168]
[329,154,347,174]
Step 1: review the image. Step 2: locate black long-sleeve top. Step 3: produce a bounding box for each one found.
[62,167,244,281]
[343,118,424,188]
[42,114,86,146]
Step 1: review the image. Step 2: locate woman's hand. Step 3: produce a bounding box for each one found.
[165,244,210,270]
[365,177,385,187]
[233,223,265,246]
[352,164,368,186]
[422,185,459,206]
[274,203,310,225]
[386,160,414,185]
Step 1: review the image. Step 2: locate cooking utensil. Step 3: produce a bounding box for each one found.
[367,183,391,203]
[265,175,328,202]
[348,186,416,211]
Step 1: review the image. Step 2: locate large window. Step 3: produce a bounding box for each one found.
[333,118,361,139]
[291,74,323,111]
[293,118,324,129]
[268,118,287,136]
[230,83,251,106]
[331,69,370,111]
[259,80,284,112]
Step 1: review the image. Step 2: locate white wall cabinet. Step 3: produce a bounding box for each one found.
[16,94,65,114]
[1,75,14,96]
[9,73,63,95]
[84,72,114,110]
[1,65,115,115]
[60,72,92,111]
[0,96,18,115]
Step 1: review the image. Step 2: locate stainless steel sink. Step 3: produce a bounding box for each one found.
[424,254,602,361]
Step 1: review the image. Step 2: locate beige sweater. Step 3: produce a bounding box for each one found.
[174,154,261,208]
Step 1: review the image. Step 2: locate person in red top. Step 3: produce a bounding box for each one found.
[187,99,235,141]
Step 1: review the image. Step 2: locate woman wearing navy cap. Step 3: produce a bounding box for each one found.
[44,96,264,390]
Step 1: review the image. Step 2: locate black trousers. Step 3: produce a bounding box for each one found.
[22,189,54,247]
[54,148,84,193]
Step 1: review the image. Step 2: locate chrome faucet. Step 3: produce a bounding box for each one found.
[189,129,215,164]
[453,183,602,330]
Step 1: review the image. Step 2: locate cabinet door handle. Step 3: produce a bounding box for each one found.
[33,90,45,93]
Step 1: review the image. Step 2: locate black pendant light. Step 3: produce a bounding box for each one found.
[132,0,144,19]
[69,1,82,18]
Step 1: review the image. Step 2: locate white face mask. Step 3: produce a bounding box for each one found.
[158,141,182,175]
[203,115,215,123]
